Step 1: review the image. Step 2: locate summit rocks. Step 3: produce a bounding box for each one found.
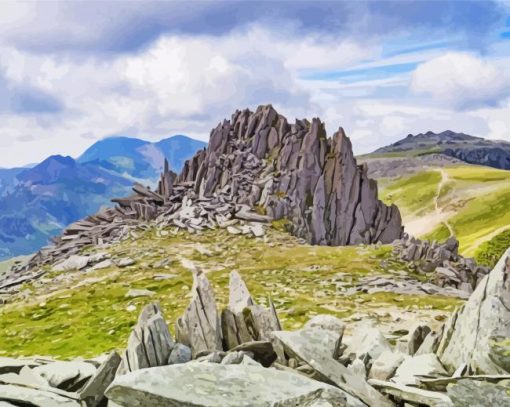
[179,105,403,246]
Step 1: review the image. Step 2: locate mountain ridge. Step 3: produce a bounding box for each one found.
[0,134,206,260]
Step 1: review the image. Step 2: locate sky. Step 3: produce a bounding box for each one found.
[0,0,510,167]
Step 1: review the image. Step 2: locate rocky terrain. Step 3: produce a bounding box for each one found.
[0,105,508,406]
[0,251,509,406]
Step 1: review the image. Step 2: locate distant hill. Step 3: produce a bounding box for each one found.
[360,131,510,264]
[0,135,206,260]
[78,135,206,181]
[373,130,510,170]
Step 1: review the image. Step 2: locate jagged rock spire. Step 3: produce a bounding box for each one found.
[178,104,403,245]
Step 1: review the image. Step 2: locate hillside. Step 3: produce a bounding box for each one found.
[1,107,508,406]
[0,135,206,260]
[362,133,510,266]
[373,130,510,170]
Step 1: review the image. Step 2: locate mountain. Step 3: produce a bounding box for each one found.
[78,135,206,181]
[373,130,510,170]
[0,135,206,260]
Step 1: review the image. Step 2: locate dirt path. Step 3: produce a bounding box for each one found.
[435,169,454,237]
[462,224,510,256]
[404,169,454,237]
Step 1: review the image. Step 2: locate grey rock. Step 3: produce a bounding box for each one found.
[304,315,346,338]
[125,289,155,298]
[116,258,135,267]
[167,343,192,365]
[344,322,392,361]
[273,328,392,407]
[392,353,448,386]
[0,384,81,406]
[369,379,453,406]
[106,362,354,406]
[33,361,96,390]
[447,379,510,407]
[436,249,510,374]
[80,351,121,406]
[369,351,405,381]
[117,303,174,375]
[53,255,89,272]
[175,273,222,358]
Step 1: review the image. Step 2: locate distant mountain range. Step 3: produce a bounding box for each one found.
[0,135,206,260]
[373,130,510,170]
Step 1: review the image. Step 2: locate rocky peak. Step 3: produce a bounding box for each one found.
[179,104,403,245]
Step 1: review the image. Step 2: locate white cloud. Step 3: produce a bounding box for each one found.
[411,52,510,110]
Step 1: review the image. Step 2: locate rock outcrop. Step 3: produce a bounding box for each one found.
[436,247,510,374]
[3,251,510,406]
[179,105,402,246]
[392,234,490,294]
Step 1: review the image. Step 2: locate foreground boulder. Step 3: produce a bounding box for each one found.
[106,362,354,406]
[436,248,510,374]
[117,303,174,375]
[272,328,392,406]
[175,272,223,358]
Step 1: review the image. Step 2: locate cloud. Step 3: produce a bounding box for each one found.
[0,25,378,166]
[411,52,510,109]
[0,1,505,53]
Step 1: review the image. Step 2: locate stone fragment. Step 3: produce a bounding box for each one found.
[53,255,89,272]
[304,315,346,338]
[0,384,81,406]
[168,343,192,365]
[369,351,405,381]
[273,328,392,407]
[369,379,453,406]
[33,361,96,390]
[125,289,155,298]
[392,353,448,386]
[447,380,510,407]
[79,351,121,406]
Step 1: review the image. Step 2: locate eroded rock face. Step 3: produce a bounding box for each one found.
[178,105,402,246]
[436,248,510,374]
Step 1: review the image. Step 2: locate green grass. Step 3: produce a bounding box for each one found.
[475,229,510,268]
[380,171,441,216]
[0,227,460,359]
[379,164,510,258]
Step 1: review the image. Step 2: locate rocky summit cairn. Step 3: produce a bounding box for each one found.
[179,104,403,245]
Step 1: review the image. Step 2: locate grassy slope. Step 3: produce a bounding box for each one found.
[379,164,510,259]
[0,226,459,359]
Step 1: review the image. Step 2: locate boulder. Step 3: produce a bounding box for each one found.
[369,351,405,381]
[392,353,448,386]
[344,322,392,361]
[369,379,453,406]
[167,343,192,365]
[221,272,281,350]
[447,379,510,406]
[79,351,121,406]
[272,328,392,407]
[304,315,346,338]
[53,255,89,272]
[106,362,357,406]
[117,303,174,375]
[0,384,81,406]
[175,273,222,358]
[33,361,96,391]
[436,249,510,374]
